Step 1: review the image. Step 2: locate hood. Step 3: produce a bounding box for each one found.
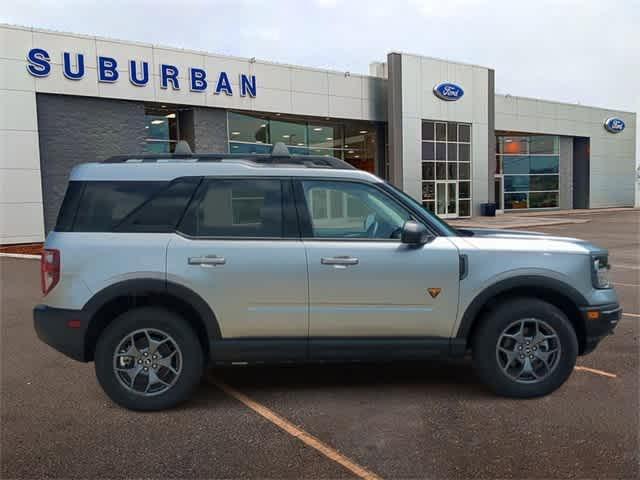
[456,227,606,254]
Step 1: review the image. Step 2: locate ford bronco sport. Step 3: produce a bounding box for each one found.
[34,142,621,411]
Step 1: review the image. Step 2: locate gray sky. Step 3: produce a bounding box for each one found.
[3,0,639,158]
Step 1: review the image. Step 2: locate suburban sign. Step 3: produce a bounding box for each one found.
[26,48,257,97]
[603,117,625,134]
[433,82,464,101]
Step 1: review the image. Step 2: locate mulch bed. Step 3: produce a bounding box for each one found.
[0,243,43,256]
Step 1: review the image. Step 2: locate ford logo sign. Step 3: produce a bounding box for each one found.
[433,82,464,101]
[604,117,625,133]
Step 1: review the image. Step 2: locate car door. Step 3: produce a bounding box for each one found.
[166,177,308,360]
[296,179,460,350]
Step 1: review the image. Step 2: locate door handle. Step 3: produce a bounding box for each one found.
[320,256,359,266]
[188,255,226,266]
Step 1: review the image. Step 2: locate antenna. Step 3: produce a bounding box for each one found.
[270,142,291,158]
[174,140,192,155]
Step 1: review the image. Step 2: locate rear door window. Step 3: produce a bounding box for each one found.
[178,179,285,238]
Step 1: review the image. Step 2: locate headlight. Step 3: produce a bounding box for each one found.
[591,255,611,289]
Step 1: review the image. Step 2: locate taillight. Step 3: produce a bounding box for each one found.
[41,248,60,295]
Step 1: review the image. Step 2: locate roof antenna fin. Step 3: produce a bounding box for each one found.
[174,140,192,155]
[271,142,290,158]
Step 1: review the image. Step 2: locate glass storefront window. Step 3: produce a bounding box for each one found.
[422,122,435,141]
[529,135,558,154]
[228,112,269,144]
[504,175,530,192]
[459,163,470,180]
[530,155,559,174]
[229,142,271,154]
[498,136,528,155]
[503,156,530,175]
[226,111,379,174]
[458,144,470,162]
[529,192,559,208]
[421,120,472,217]
[422,162,435,180]
[496,134,560,210]
[422,142,435,160]
[144,107,179,153]
[309,124,343,149]
[270,119,307,147]
[504,193,528,209]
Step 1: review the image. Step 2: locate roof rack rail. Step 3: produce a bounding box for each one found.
[102,142,356,169]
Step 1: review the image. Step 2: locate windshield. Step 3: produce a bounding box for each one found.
[382,182,458,237]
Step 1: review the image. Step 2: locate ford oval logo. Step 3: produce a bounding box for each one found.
[604,117,625,133]
[433,82,464,101]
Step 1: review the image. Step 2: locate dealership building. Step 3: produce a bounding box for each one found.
[0,23,637,244]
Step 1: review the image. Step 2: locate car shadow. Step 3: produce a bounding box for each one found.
[202,358,492,399]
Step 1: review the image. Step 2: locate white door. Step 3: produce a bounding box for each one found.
[436,181,458,218]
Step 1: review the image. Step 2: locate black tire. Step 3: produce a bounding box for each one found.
[95,307,204,411]
[472,298,578,398]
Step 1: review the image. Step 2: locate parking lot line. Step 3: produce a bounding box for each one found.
[574,366,617,378]
[623,312,640,318]
[208,375,383,480]
[613,282,639,288]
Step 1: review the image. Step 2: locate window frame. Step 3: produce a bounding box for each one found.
[175,176,300,240]
[292,178,441,242]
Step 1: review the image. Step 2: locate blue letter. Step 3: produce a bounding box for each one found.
[240,74,256,97]
[215,71,233,95]
[98,56,119,82]
[129,60,149,86]
[26,48,51,77]
[190,68,207,92]
[160,64,180,90]
[62,52,85,80]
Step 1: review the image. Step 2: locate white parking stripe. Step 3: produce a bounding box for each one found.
[208,375,383,480]
[613,282,640,288]
[574,366,617,378]
[623,313,640,318]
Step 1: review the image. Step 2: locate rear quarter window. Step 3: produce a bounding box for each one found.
[55,179,200,233]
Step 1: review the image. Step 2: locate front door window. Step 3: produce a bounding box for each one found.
[301,180,414,240]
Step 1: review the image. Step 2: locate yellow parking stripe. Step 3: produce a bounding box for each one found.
[574,366,617,378]
[208,375,383,480]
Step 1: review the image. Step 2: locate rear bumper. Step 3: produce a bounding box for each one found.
[33,304,89,362]
[580,303,622,355]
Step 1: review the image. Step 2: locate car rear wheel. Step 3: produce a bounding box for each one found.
[95,307,204,411]
[472,298,578,398]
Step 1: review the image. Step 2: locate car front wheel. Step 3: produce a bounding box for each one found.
[472,298,578,398]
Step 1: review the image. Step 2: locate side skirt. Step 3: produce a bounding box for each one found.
[210,337,467,365]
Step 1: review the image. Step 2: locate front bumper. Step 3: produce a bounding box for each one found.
[579,303,622,355]
[33,304,89,362]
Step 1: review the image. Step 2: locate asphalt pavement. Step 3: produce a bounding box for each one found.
[1,210,638,479]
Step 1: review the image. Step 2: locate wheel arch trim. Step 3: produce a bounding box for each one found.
[456,275,588,339]
[83,278,222,340]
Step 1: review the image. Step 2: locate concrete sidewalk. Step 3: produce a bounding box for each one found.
[448,214,588,229]
[448,207,639,229]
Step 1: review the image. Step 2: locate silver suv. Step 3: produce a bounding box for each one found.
[34,143,621,411]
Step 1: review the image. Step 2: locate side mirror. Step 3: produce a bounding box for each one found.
[401,220,432,245]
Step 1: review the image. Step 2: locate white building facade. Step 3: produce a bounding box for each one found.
[0,24,636,244]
